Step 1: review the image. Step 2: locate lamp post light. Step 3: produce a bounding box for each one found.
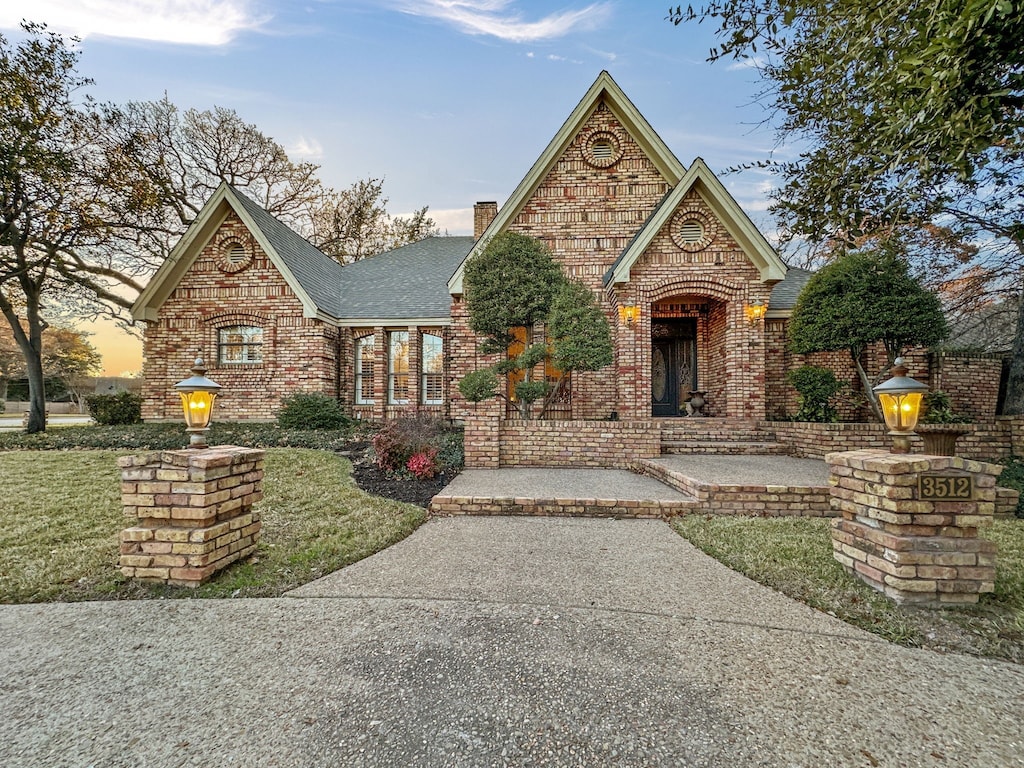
[873,357,928,454]
[173,356,222,449]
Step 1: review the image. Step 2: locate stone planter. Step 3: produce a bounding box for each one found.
[917,423,973,456]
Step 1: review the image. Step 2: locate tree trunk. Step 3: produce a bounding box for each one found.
[23,351,46,433]
[853,347,884,422]
[1002,285,1024,415]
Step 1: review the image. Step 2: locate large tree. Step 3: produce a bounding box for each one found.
[459,233,613,419]
[2,23,436,432]
[788,245,948,421]
[669,0,1024,410]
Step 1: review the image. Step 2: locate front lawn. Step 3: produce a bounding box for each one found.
[672,515,1024,663]
[0,448,425,602]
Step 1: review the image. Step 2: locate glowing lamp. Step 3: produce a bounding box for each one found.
[873,357,928,454]
[745,300,767,325]
[173,356,222,449]
[618,304,640,327]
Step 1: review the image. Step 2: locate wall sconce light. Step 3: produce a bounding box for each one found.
[618,304,640,327]
[745,300,767,326]
[873,357,928,454]
[173,355,222,449]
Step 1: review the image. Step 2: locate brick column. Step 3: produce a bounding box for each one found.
[463,409,501,468]
[119,446,264,588]
[828,449,999,606]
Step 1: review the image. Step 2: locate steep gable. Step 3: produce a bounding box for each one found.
[448,71,687,294]
[603,158,787,287]
[132,183,344,322]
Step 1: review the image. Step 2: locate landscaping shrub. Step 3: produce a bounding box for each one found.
[276,393,351,430]
[920,391,971,424]
[371,416,462,479]
[85,391,142,425]
[787,365,842,422]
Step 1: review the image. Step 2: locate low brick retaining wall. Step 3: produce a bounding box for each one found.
[119,446,264,587]
[464,416,661,469]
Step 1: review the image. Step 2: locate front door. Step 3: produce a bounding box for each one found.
[651,320,697,417]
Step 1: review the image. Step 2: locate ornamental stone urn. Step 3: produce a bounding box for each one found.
[916,423,974,456]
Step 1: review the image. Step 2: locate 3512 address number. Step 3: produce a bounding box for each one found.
[919,474,973,500]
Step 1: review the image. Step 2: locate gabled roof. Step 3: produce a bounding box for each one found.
[132,182,344,322]
[603,158,788,287]
[448,70,687,294]
[335,236,474,324]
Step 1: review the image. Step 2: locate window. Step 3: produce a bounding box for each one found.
[421,333,443,405]
[354,335,376,404]
[388,331,409,404]
[218,325,263,364]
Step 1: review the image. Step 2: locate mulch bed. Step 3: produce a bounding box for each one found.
[341,442,451,509]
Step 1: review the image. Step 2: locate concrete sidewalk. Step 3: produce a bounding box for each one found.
[2,516,1021,767]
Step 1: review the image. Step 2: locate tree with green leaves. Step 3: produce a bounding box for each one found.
[788,245,947,421]
[458,233,613,419]
[669,0,1024,411]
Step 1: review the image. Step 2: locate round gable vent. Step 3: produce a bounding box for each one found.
[216,239,254,273]
[670,211,716,252]
[583,130,624,168]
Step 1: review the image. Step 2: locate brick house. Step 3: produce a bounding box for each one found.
[134,71,995,427]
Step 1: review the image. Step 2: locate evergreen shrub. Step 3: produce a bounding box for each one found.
[276,393,351,430]
[85,392,142,425]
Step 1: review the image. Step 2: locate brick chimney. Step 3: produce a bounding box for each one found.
[473,201,498,240]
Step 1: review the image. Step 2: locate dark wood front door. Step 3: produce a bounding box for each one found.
[651,320,697,417]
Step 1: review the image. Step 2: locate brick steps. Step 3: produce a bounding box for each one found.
[429,493,699,519]
[633,459,833,517]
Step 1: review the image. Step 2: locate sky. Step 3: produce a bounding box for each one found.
[1,0,780,376]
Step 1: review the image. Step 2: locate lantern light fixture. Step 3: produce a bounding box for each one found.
[873,357,929,454]
[745,299,767,325]
[173,355,222,449]
[618,304,640,327]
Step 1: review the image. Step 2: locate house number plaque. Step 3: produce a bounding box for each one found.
[918,474,974,500]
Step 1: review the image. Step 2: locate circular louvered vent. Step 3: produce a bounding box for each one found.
[670,211,716,252]
[217,240,253,273]
[583,130,624,168]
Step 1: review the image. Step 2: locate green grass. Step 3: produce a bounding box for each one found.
[0,448,425,602]
[672,515,1024,663]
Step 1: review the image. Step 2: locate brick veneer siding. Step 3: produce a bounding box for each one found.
[828,449,999,606]
[118,446,264,587]
[141,212,340,422]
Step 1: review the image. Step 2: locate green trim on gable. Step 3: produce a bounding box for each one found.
[603,158,787,287]
[131,183,338,323]
[448,71,687,295]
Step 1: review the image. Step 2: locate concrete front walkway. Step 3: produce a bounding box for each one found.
[2,516,1022,767]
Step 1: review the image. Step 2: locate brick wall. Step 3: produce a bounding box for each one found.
[767,417,1023,461]
[929,352,1002,419]
[498,419,660,467]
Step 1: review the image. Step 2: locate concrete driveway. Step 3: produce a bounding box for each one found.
[2,516,1022,767]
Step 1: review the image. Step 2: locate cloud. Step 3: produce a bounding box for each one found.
[287,136,324,160]
[399,207,474,236]
[726,56,766,71]
[0,0,268,46]
[396,0,611,43]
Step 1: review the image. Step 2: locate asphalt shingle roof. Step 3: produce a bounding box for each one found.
[229,186,345,316]
[336,236,475,321]
[768,266,812,310]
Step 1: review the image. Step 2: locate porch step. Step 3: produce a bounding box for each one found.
[660,440,789,456]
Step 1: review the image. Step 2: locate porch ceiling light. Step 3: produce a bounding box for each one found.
[873,357,928,454]
[618,304,640,327]
[745,299,767,325]
[173,356,222,449]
